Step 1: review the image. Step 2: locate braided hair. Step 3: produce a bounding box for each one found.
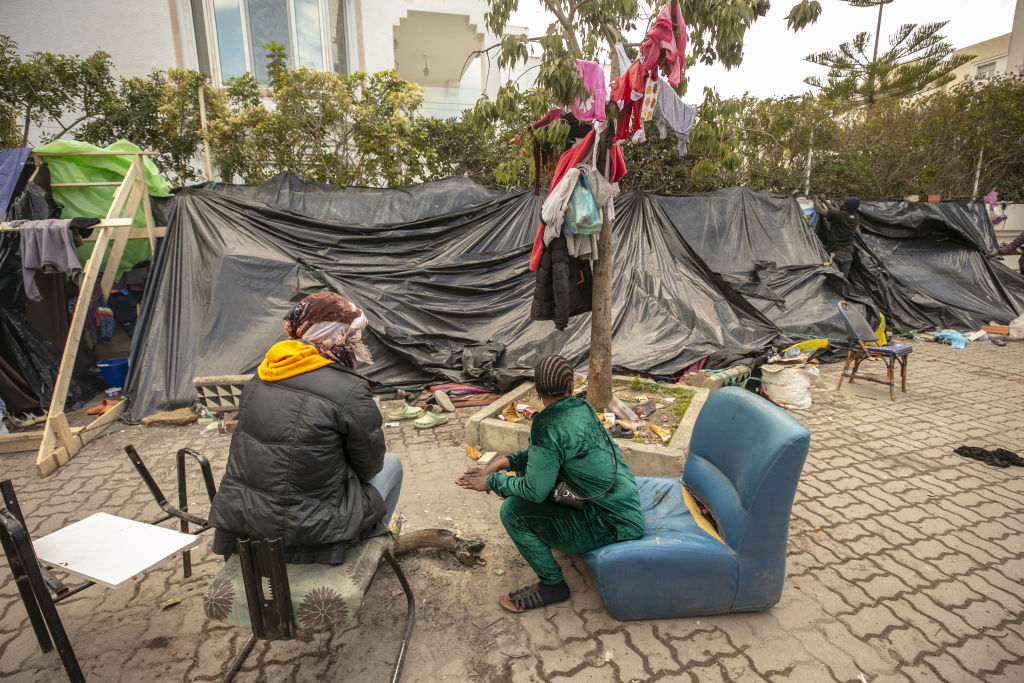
[535,355,574,398]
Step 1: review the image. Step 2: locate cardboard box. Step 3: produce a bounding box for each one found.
[923,194,941,203]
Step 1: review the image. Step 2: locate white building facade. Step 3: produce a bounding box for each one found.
[2,0,535,119]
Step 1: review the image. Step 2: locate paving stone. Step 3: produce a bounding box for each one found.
[3,343,1024,681]
[622,623,679,677]
[596,631,647,682]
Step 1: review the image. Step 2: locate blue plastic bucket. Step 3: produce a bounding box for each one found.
[97,357,129,389]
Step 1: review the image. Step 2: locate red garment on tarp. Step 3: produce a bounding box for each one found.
[640,2,688,88]
[528,130,626,271]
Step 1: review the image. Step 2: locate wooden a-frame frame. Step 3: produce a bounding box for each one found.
[20,152,159,476]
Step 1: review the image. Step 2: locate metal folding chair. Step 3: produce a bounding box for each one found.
[835,301,912,400]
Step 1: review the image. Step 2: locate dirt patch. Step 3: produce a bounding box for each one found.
[503,378,694,446]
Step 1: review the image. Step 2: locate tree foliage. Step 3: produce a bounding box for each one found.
[471,1,821,187]
[210,42,426,187]
[805,1,971,104]
[710,74,1024,201]
[0,34,115,147]
[78,68,226,186]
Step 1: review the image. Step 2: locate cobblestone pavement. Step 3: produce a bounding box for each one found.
[1,341,1022,682]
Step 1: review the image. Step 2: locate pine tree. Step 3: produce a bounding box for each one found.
[805,0,972,104]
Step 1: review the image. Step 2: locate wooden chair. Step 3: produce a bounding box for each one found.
[835,301,912,400]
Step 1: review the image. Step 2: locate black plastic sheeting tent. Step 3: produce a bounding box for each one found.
[125,175,1024,420]
[127,175,782,418]
[851,200,1024,331]
[654,188,861,342]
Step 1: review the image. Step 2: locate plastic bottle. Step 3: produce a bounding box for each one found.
[603,409,615,426]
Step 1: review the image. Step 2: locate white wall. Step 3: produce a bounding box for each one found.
[1,0,186,78]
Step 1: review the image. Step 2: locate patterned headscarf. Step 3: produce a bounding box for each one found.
[283,292,373,369]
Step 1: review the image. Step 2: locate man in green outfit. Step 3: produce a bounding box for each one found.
[457,355,644,612]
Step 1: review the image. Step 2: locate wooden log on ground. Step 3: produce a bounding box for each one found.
[393,529,486,566]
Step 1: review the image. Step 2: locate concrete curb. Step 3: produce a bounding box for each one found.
[465,378,710,477]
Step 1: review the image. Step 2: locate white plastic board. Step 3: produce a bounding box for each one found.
[32,512,201,589]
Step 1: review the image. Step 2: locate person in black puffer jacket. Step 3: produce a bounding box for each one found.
[208,292,402,564]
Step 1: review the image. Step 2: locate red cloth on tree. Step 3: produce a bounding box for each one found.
[528,130,626,271]
[609,61,648,143]
[640,2,688,88]
[530,108,565,130]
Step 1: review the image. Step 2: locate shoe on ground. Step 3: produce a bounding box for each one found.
[387,404,424,421]
[413,411,448,429]
[433,390,455,412]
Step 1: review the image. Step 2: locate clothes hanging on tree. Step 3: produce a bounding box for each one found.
[572,60,608,123]
[531,234,593,331]
[610,60,648,143]
[653,77,698,155]
[640,2,688,88]
[14,219,82,302]
[529,130,626,272]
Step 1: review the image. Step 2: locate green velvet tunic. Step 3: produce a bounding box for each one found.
[486,395,645,542]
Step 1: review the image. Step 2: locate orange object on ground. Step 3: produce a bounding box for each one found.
[85,399,120,416]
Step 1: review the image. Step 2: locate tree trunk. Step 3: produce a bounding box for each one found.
[585,52,621,411]
[587,138,615,411]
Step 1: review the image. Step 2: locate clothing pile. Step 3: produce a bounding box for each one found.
[954,446,1024,469]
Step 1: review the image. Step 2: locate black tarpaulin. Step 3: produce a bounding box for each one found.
[126,174,781,419]
[850,200,1024,331]
[654,188,864,341]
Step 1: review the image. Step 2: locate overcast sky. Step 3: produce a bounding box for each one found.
[508,0,1019,100]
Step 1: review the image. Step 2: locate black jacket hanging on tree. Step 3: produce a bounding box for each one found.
[531,234,593,331]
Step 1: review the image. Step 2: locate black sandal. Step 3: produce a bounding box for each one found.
[499,580,570,612]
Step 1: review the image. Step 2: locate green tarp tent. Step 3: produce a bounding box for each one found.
[32,139,171,279]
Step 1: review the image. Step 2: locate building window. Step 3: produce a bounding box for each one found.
[976,61,996,79]
[200,0,347,84]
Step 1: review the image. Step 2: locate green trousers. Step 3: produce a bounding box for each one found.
[500,497,619,585]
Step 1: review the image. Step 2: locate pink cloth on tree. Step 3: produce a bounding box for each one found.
[571,60,608,122]
[640,2,688,88]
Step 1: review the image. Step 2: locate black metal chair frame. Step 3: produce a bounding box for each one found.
[835,300,911,401]
[126,447,416,683]
[0,446,217,682]
[221,536,415,683]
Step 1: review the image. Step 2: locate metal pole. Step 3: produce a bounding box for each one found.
[198,84,214,182]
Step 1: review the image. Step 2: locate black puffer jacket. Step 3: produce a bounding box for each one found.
[208,364,386,564]
[531,234,593,330]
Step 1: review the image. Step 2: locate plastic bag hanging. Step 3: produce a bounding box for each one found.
[564,173,602,236]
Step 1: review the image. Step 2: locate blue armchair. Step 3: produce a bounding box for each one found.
[582,386,810,621]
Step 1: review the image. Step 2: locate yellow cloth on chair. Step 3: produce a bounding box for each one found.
[681,485,724,544]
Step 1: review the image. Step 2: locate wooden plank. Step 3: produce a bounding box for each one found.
[139,154,157,254]
[51,181,124,187]
[36,239,112,475]
[0,431,44,454]
[106,156,142,225]
[36,447,68,477]
[50,413,80,458]
[78,400,126,446]
[33,151,158,156]
[99,174,146,296]
[84,227,165,241]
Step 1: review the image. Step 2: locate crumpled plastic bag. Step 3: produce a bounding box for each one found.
[761,363,819,410]
[1009,312,1024,340]
[935,329,969,349]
